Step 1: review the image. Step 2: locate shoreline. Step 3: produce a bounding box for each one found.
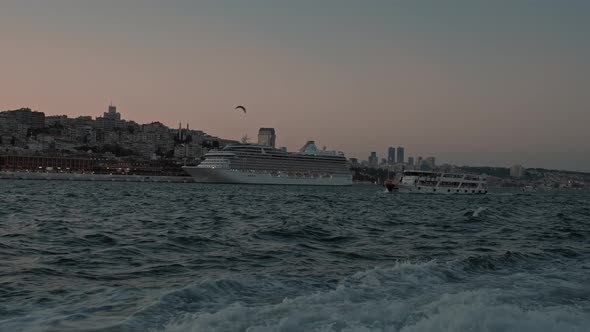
[0,170,194,183]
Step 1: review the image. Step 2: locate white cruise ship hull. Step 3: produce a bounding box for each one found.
[182,167,352,186]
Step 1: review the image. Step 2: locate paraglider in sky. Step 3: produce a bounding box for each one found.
[235,105,246,114]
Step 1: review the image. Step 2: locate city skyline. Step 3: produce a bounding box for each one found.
[2,1,589,171]
[0,103,583,173]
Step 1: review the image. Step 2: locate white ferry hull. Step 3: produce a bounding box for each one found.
[398,184,487,195]
[182,167,352,186]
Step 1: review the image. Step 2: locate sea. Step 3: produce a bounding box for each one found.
[1,180,589,332]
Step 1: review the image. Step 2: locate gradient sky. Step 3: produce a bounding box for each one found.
[1,0,589,171]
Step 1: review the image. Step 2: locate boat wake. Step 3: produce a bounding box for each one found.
[142,261,590,332]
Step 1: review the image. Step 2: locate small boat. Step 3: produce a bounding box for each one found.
[384,179,399,192]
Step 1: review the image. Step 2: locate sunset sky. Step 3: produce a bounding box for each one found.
[1,1,589,171]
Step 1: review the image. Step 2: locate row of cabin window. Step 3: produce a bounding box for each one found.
[417,187,487,194]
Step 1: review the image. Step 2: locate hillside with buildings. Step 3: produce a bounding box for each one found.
[0,106,235,175]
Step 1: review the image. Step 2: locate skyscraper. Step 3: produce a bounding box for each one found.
[408,157,414,166]
[396,147,405,164]
[369,152,378,167]
[257,128,276,148]
[425,157,436,168]
[387,147,396,164]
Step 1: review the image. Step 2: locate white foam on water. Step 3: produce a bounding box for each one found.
[400,291,589,332]
[472,207,487,218]
[158,261,590,332]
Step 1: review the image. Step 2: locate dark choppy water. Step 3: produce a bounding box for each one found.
[1,181,590,332]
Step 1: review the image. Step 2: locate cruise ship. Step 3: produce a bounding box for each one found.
[398,170,487,194]
[182,139,352,186]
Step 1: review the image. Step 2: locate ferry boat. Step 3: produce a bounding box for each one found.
[182,141,352,186]
[398,170,487,194]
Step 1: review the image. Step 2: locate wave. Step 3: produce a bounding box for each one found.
[159,290,589,332]
[3,259,589,332]
[132,261,589,332]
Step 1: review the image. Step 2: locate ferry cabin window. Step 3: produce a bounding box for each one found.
[404,171,439,177]
[404,171,422,176]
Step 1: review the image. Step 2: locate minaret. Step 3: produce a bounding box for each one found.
[185,123,189,159]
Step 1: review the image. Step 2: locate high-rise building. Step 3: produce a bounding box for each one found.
[425,157,436,168]
[104,104,121,120]
[416,156,423,168]
[396,147,405,164]
[408,157,414,166]
[369,152,378,167]
[257,128,276,147]
[387,147,396,164]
